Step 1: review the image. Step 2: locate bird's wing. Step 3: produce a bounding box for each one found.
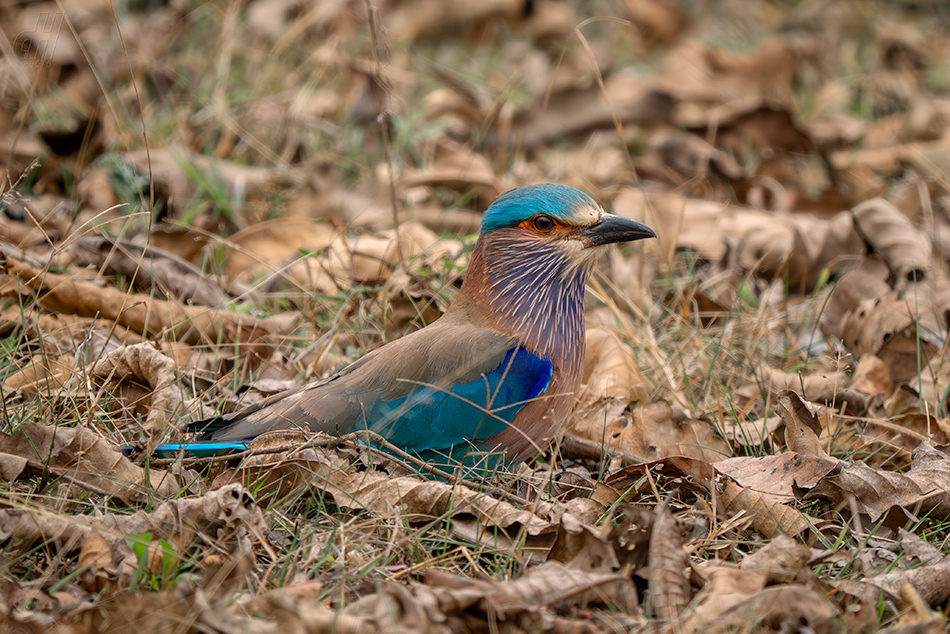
[194,321,552,453]
[361,344,552,453]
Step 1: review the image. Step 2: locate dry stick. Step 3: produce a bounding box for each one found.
[364,0,404,264]
[559,434,646,467]
[147,430,527,507]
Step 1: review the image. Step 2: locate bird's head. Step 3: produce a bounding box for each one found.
[457,184,655,358]
[479,183,655,268]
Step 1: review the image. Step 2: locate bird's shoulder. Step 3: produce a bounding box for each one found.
[192,318,529,441]
[319,317,520,401]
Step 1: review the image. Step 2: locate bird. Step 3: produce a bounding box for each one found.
[148,184,655,473]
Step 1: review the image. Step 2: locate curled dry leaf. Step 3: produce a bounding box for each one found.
[0,483,263,561]
[647,504,690,622]
[681,565,765,632]
[851,198,932,283]
[690,583,833,634]
[547,498,623,571]
[716,452,839,503]
[232,579,324,618]
[735,211,863,290]
[91,343,183,432]
[719,481,814,539]
[614,188,863,291]
[223,216,337,284]
[570,399,729,464]
[761,366,865,414]
[849,354,894,400]
[839,292,940,386]
[683,559,834,634]
[776,390,827,456]
[78,530,115,594]
[423,561,639,618]
[287,221,462,294]
[0,308,143,362]
[874,556,950,607]
[831,529,950,610]
[0,253,298,345]
[326,469,557,556]
[820,255,892,340]
[891,583,945,631]
[0,422,178,502]
[800,443,950,522]
[738,534,812,584]
[1,351,74,398]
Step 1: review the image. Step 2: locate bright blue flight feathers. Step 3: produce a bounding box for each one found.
[147,347,552,464]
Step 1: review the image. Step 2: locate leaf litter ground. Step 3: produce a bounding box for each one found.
[2,0,950,632]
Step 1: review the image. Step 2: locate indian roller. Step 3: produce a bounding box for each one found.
[150,184,655,470]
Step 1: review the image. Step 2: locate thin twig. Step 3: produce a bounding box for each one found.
[559,434,646,468]
[364,0,404,264]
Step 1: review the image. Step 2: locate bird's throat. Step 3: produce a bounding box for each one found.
[459,231,589,368]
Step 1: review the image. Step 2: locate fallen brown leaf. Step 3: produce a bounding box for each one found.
[0,252,298,345]
[0,422,178,502]
[647,503,690,622]
[800,442,950,522]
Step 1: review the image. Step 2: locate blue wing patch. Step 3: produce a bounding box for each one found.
[358,346,553,453]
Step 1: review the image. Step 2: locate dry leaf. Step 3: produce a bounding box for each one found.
[738,534,812,584]
[0,422,178,502]
[800,443,950,522]
[648,504,690,622]
[851,198,932,283]
[716,452,839,503]
[326,469,557,556]
[719,481,814,539]
[776,390,827,456]
[580,326,652,406]
[224,216,337,284]
[90,343,183,432]
[66,236,231,306]
[0,252,298,345]
[0,484,263,558]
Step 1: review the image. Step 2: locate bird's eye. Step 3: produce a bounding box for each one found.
[532,215,556,232]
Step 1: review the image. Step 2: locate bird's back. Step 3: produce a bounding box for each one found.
[195,318,544,457]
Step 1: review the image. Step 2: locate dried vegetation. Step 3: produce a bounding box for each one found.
[2,0,950,632]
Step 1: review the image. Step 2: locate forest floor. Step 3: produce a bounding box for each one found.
[2,0,950,632]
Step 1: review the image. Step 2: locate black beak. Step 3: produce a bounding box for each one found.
[578,213,656,247]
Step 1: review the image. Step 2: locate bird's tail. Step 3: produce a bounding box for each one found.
[119,411,249,459]
[185,415,237,438]
[120,441,248,459]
